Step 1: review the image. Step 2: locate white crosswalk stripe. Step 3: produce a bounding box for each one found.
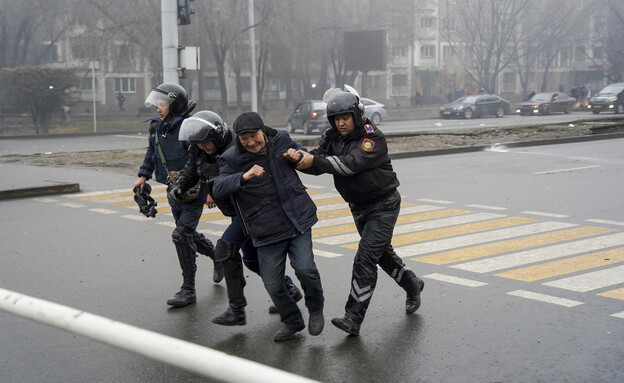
[396,221,576,258]
[543,265,624,292]
[316,212,504,245]
[451,232,624,273]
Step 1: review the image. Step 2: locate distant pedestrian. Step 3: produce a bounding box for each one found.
[117,91,126,112]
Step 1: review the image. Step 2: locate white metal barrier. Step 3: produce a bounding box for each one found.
[0,288,320,383]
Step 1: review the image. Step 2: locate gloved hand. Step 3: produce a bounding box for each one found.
[169,185,184,205]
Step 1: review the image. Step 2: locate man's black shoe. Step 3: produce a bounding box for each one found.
[331,316,360,336]
[268,283,303,313]
[211,306,246,326]
[273,323,305,342]
[406,275,425,314]
[308,312,324,336]
[166,288,196,308]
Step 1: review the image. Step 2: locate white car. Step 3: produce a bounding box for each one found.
[361,98,387,125]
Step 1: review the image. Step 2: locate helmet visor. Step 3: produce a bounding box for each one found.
[179,116,218,142]
[144,89,173,108]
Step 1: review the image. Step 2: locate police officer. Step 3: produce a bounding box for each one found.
[289,87,424,336]
[134,84,222,308]
[169,111,303,326]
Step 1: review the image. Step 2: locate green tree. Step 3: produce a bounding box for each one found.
[2,67,79,134]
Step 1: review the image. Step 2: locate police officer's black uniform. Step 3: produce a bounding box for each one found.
[304,90,424,335]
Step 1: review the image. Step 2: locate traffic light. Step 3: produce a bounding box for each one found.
[177,0,194,25]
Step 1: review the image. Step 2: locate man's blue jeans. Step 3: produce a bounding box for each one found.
[257,229,324,328]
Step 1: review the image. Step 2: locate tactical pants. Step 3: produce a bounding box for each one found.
[345,190,407,324]
[171,189,213,277]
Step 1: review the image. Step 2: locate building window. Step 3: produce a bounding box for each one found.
[592,47,604,59]
[114,78,136,93]
[72,44,94,60]
[392,45,407,58]
[442,18,455,30]
[392,74,408,87]
[559,47,569,67]
[80,77,98,91]
[421,45,435,58]
[575,46,586,61]
[442,46,454,61]
[205,76,220,90]
[365,75,383,89]
[421,17,435,28]
[40,43,59,63]
[503,72,515,91]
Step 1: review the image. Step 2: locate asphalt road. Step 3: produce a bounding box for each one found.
[1,136,623,382]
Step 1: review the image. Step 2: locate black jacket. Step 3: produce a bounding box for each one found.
[213,127,317,247]
[305,119,399,206]
[175,130,236,216]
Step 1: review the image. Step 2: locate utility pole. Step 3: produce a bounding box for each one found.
[248,0,258,112]
[161,0,179,84]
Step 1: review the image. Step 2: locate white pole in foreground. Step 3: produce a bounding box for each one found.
[0,288,320,383]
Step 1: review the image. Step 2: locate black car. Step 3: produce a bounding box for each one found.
[286,100,331,135]
[439,94,510,119]
[588,82,624,114]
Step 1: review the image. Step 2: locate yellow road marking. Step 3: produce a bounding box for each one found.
[343,216,536,250]
[495,247,624,281]
[199,211,228,221]
[597,287,624,301]
[413,226,615,265]
[312,208,472,238]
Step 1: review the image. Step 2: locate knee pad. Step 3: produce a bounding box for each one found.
[215,239,237,263]
[172,226,193,246]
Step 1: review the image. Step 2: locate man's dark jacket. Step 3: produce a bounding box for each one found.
[213,127,317,247]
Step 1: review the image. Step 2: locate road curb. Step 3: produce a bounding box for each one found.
[0,182,80,201]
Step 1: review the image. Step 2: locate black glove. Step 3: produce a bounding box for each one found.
[169,185,184,204]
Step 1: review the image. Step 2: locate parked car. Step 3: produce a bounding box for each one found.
[286,100,330,135]
[515,92,575,115]
[587,82,624,114]
[361,97,387,125]
[439,94,509,119]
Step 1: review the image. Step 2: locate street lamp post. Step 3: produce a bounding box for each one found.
[88,61,99,133]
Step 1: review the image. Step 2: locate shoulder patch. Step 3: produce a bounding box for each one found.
[364,124,375,134]
[361,138,376,152]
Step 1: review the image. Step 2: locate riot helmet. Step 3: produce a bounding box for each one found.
[326,90,366,129]
[179,110,232,149]
[144,83,189,117]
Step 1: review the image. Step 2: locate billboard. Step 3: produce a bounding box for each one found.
[344,30,386,72]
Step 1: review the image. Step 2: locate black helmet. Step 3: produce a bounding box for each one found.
[326,90,366,129]
[144,83,188,117]
[179,110,232,149]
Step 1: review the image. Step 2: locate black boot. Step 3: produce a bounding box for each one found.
[212,305,246,326]
[269,281,303,313]
[167,274,196,307]
[193,232,223,283]
[401,269,425,314]
[331,316,360,336]
[169,229,198,307]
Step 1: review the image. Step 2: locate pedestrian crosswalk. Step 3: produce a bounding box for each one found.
[34,183,624,317]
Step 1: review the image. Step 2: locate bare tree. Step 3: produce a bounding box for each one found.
[194,0,246,120]
[442,0,533,93]
[604,0,624,82]
[509,1,576,96]
[84,0,162,82]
